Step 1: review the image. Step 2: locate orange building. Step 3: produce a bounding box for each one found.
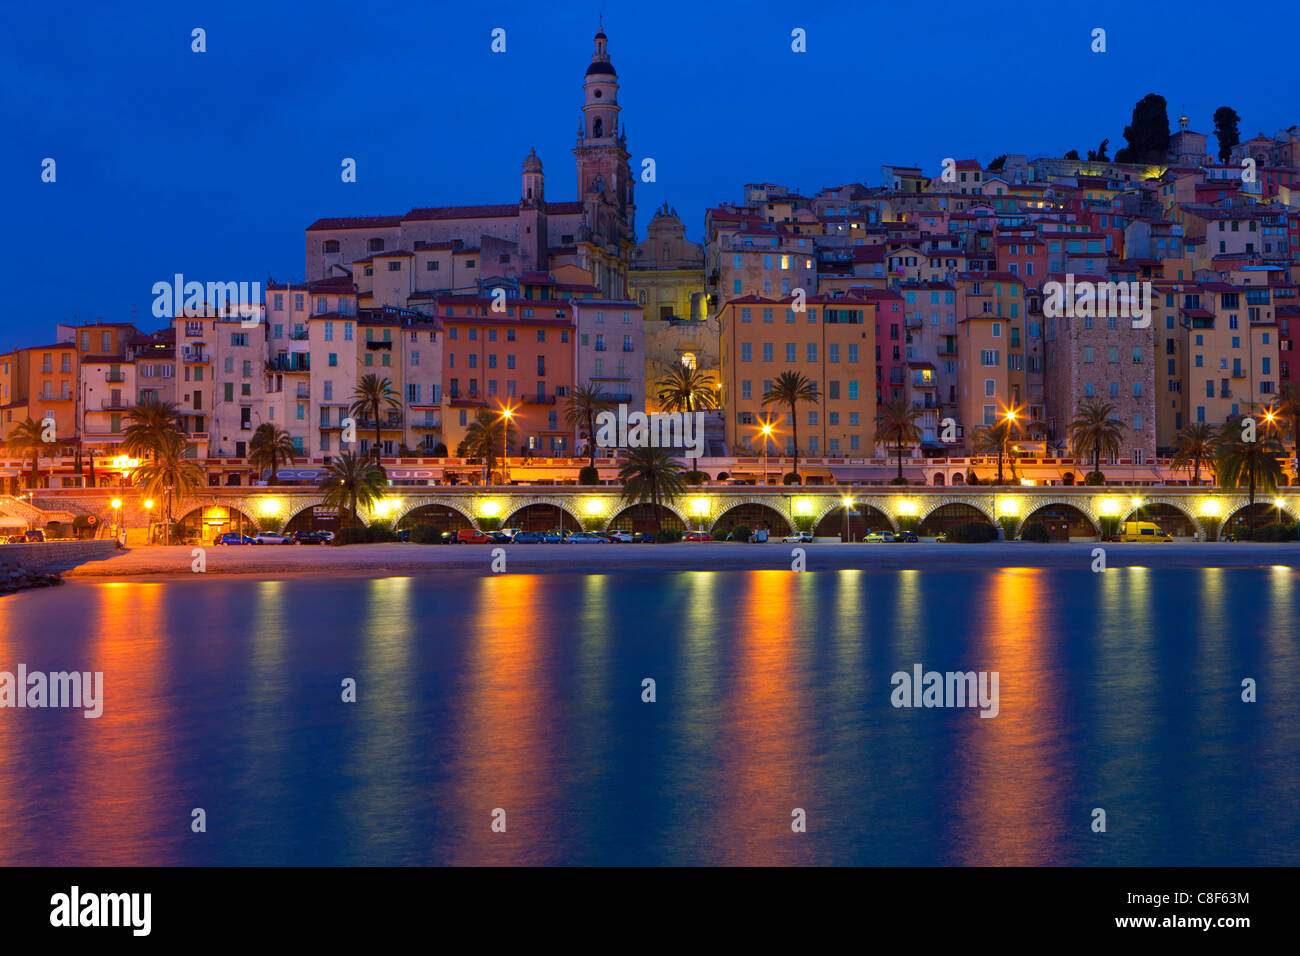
[721,295,878,458]
[0,342,79,451]
[435,296,576,457]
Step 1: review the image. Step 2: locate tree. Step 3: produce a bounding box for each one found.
[564,383,613,468]
[457,408,510,484]
[320,451,387,528]
[122,396,184,462]
[974,419,1016,485]
[5,417,56,489]
[1115,94,1171,164]
[761,371,819,482]
[1068,399,1125,480]
[1170,422,1218,486]
[1216,416,1285,528]
[1213,106,1241,164]
[988,154,1007,171]
[1086,139,1110,162]
[874,397,923,483]
[133,431,204,544]
[1064,150,1080,161]
[1275,383,1300,482]
[249,423,296,484]
[618,446,685,536]
[655,361,719,475]
[349,374,400,464]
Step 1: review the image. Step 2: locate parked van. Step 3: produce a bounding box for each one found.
[454,529,492,544]
[1120,521,1172,542]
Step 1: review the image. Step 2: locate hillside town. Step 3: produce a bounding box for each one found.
[4,28,1300,496]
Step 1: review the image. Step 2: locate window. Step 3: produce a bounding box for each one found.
[231,333,248,347]
[762,343,773,362]
[806,344,817,362]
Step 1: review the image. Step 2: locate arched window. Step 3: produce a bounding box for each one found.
[593,118,603,138]
[638,290,647,305]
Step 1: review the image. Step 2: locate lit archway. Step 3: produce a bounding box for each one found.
[1023,503,1098,541]
[607,503,686,534]
[176,504,259,543]
[1122,502,1199,538]
[813,504,893,540]
[285,503,354,533]
[1223,502,1284,538]
[712,502,792,535]
[505,502,581,533]
[397,504,473,533]
[918,503,994,536]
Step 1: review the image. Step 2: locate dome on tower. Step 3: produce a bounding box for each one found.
[585,60,616,77]
[523,148,543,173]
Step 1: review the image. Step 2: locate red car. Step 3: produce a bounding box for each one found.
[453,529,492,544]
[682,530,712,542]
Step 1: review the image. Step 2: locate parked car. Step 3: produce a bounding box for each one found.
[217,532,257,546]
[606,531,633,543]
[291,530,327,545]
[1119,520,1172,542]
[395,528,411,542]
[782,531,813,544]
[317,530,336,543]
[893,531,919,542]
[486,531,512,543]
[513,531,545,543]
[496,528,523,541]
[631,532,656,544]
[5,533,27,544]
[863,531,895,543]
[682,530,711,542]
[567,531,608,543]
[453,529,492,544]
[23,529,45,542]
[253,532,290,545]
[541,529,569,543]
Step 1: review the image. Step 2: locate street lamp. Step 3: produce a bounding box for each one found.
[759,419,775,486]
[144,498,154,545]
[111,498,122,544]
[498,404,515,485]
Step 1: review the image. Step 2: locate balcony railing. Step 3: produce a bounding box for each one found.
[105,372,126,383]
[296,385,310,398]
[182,349,210,363]
[290,330,309,341]
[100,397,131,410]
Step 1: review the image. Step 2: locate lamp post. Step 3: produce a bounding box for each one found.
[499,405,514,485]
[760,419,774,486]
[144,498,154,545]
[111,498,122,545]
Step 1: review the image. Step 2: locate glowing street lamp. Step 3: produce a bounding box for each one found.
[758,418,775,486]
[498,404,515,485]
[144,498,154,545]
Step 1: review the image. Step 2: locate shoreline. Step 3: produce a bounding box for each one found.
[47,541,1300,580]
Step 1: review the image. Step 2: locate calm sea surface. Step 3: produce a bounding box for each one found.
[0,568,1297,865]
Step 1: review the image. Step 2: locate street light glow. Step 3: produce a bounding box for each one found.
[111,498,122,509]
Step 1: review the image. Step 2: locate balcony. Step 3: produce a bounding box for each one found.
[269,355,310,372]
[290,330,309,341]
[296,385,310,399]
[182,349,210,364]
[524,394,556,405]
[365,340,393,350]
[100,397,131,410]
[410,417,442,430]
[105,372,126,383]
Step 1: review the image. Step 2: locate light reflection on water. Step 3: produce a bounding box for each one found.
[0,567,1296,866]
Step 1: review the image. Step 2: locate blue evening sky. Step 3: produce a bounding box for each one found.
[0,0,1290,352]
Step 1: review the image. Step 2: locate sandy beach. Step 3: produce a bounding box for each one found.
[59,540,1300,578]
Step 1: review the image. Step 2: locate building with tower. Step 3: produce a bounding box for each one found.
[303,27,636,304]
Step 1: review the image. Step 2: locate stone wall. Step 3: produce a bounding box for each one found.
[0,540,121,573]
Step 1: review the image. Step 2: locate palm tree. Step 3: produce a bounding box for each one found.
[122,396,184,461]
[1216,416,1286,531]
[349,374,401,464]
[5,417,56,488]
[618,446,686,537]
[564,383,613,468]
[249,423,296,484]
[1068,399,1125,482]
[655,361,719,476]
[457,408,510,484]
[1170,422,1218,486]
[133,431,205,544]
[875,397,924,483]
[1276,382,1300,483]
[974,420,1019,485]
[762,371,819,482]
[320,451,387,528]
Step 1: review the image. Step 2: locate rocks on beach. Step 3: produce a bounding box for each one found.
[0,562,64,595]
